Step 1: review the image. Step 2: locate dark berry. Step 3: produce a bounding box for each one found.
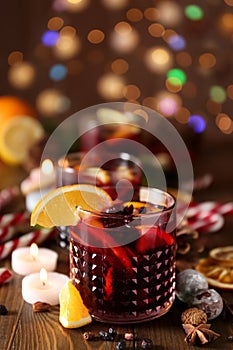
[83,331,95,341]
[141,338,153,349]
[108,327,117,338]
[99,330,112,340]
[116,340,126,349]
[228,335,233,341]
[0,304,8,315]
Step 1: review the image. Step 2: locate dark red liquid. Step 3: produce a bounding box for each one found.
[70,202,176,324]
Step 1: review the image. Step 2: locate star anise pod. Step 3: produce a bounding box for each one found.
[182,323,220,345]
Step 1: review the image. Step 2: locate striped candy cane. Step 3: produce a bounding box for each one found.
[0,228,57,260]
[186,201,233,234]
[0,212,29,227]
[0,186,20,211]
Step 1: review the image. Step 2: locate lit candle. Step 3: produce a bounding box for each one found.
[21,159,56,212]
[11,243,58,276]
[22,268,69,305]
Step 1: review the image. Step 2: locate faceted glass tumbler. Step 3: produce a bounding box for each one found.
[70,187,176,324]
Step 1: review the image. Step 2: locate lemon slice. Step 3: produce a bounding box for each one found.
[59,280,92,328]
[30,184,112,228]
[0,116,44,165]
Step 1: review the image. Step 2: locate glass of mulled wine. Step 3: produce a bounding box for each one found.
[70,186,176,324]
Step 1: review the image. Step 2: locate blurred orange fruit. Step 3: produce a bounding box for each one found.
[0,96,44,165]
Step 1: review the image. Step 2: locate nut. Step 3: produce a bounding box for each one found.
[181,307,208,326]
[33,301,51,312]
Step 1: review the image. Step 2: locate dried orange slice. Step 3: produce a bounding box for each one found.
[209,246,233,267]
[196,252,233,290]
[59,280,92,328]
[30,184,112,228]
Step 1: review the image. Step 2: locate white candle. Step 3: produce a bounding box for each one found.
[21,159,56,195]
[21,159,56,212]
[11,244,58,276]
[25,188,51,213]
[22,268,69,305]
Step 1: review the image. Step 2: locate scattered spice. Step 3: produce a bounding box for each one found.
[181,307,208,326]
[32,301,51,313]
[83,331,95,341]
[0,304,8,315]
[124,332,134,340]
[141,338,153,349]
[183,323,220,345]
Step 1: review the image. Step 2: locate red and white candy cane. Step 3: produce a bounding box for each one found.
[0,228,57,260]
[186,201,233,234]
[0,212,29,227]
[0,186,20,211]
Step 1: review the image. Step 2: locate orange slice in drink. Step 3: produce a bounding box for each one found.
[30,184,113,228]
[59,280,92,328]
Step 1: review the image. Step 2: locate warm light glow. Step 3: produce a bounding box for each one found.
[123,84,141,100]
[218,13,233,33]
[199,53,216,69]
[40,268,47,286]
[157,1,182,26]
[148,23,165,38]
[54,32,81,59]
[175,107,190,124]
[42,159,54,175]
[126,8,143,22]
[97,73,125,100]
[111,58,129,74]
[101,0,129,10]
[87,29,105,44]
[144,8,158,21]
[30,243,39,260]
[36,89,71,116]
[8,62,35,89]
[65,0,90,12]
[227,84,233,99]
[155,92,182,117]
[8,51,23,66]
[48,17,64,31]
[216,113,233,134]
[110,22,139,53]
[144,47,173,73]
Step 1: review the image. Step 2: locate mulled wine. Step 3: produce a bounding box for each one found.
[70,187,176,324]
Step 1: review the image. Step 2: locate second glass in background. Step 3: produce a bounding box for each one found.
[56,151,143,248]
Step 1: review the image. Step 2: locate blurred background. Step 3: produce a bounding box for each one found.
[0,0,232,193]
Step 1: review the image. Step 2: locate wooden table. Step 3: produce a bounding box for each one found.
[0,158,233,350]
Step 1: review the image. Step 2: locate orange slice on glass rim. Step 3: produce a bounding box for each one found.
[30,184,113,228]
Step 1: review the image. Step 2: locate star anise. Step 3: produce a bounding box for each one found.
[182,323,220,345]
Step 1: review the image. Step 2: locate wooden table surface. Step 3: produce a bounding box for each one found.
[0,147,233,350]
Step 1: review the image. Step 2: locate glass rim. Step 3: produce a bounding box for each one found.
[57,151,142,173]
[74,186,176,219]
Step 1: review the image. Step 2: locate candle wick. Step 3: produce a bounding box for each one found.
[42,281,46,287]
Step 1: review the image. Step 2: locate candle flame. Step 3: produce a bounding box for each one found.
[40,268,47,286]
[30,243,38,260]
[41,159,54,175]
